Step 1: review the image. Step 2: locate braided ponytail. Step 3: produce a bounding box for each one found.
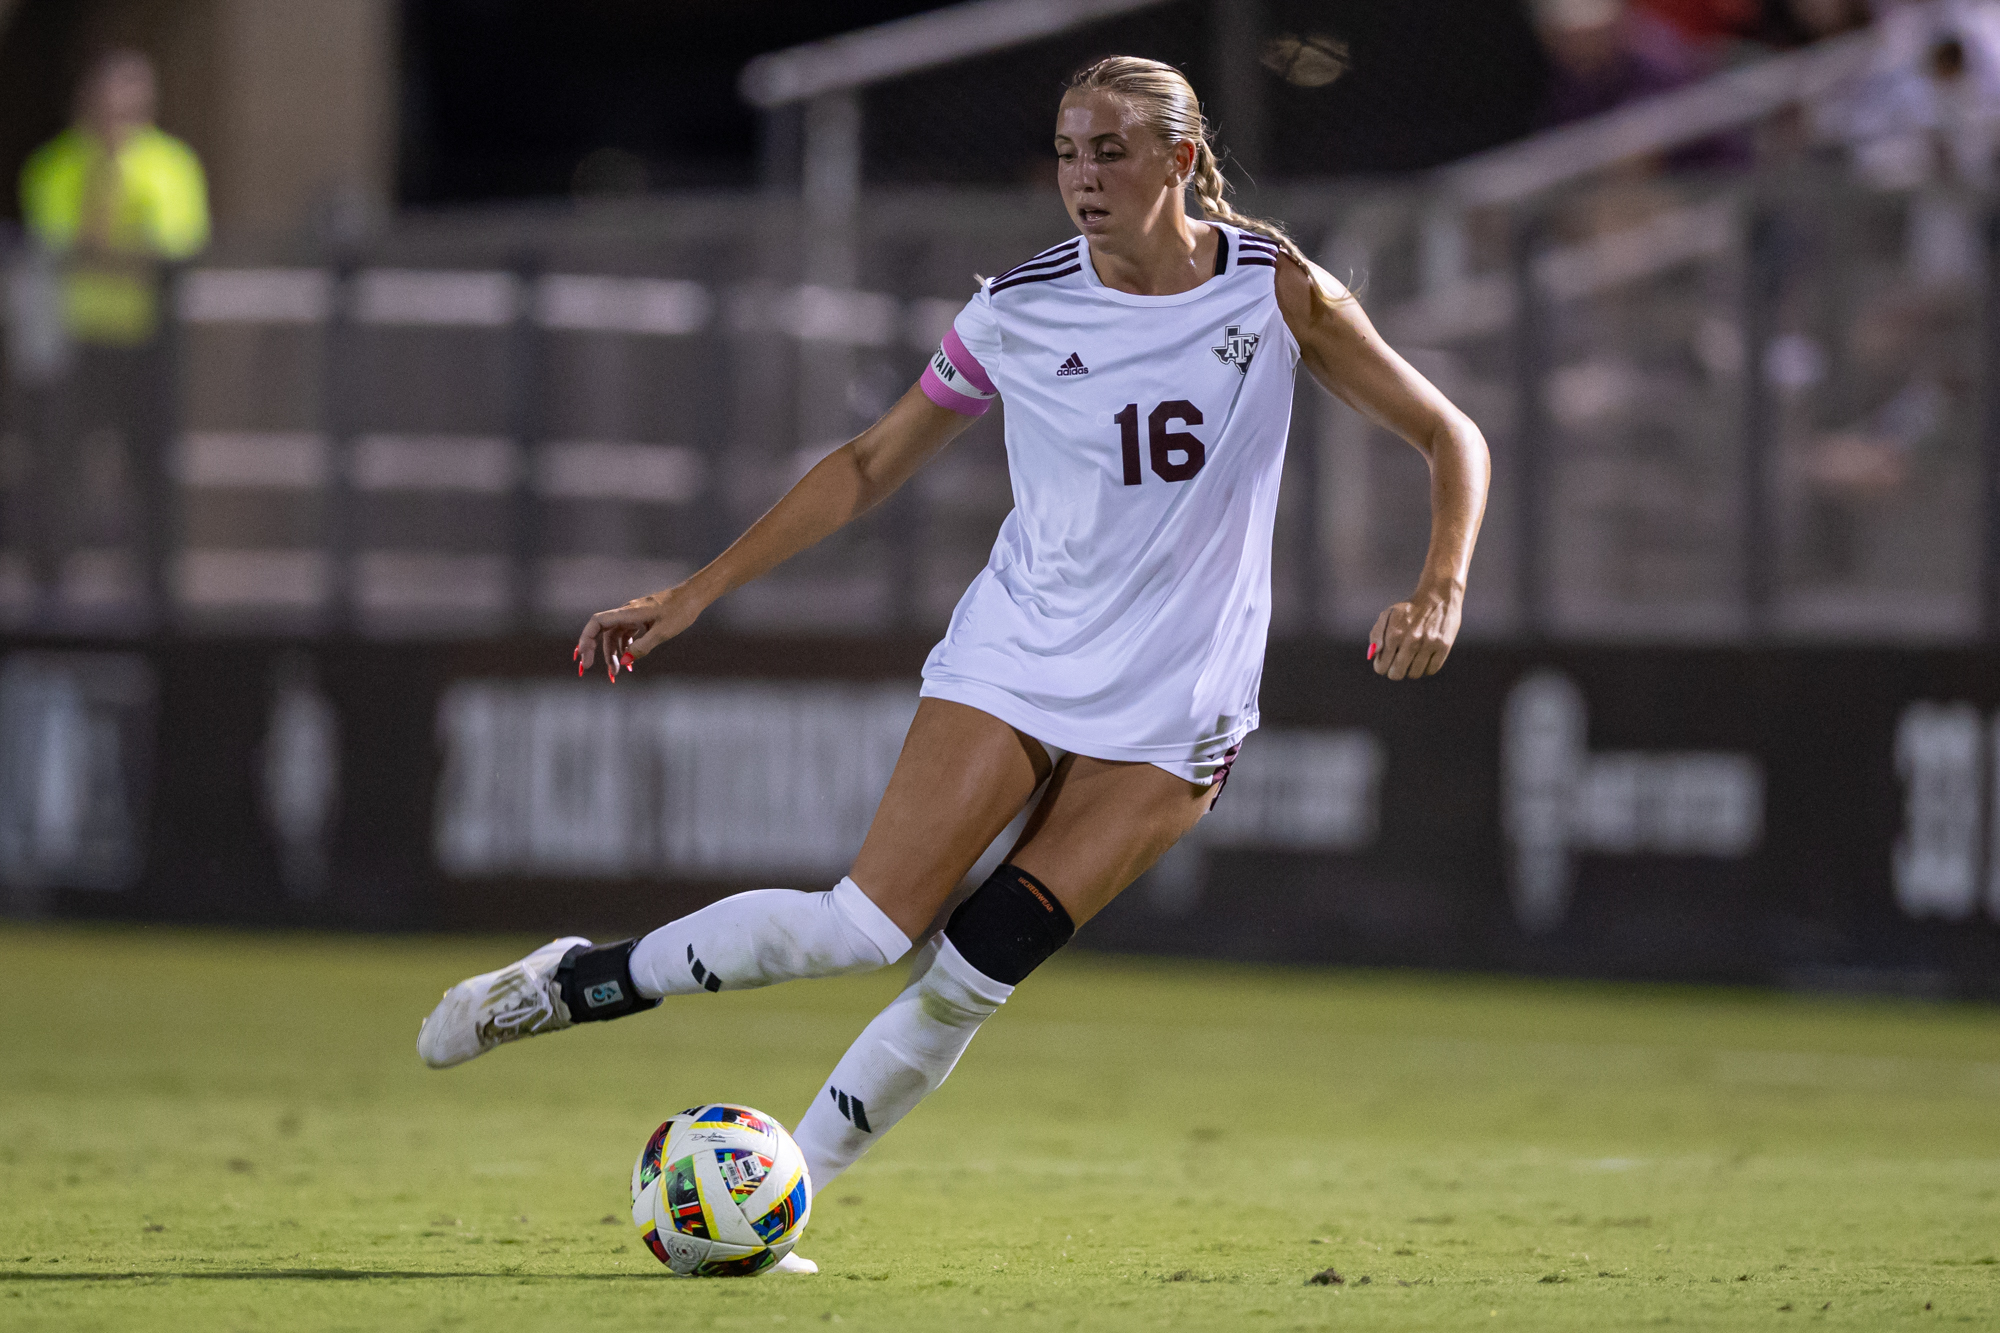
[1067,56,1315,278]
[1187,139,1310,272]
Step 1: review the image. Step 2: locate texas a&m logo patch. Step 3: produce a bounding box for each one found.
[1211,324,1259,374]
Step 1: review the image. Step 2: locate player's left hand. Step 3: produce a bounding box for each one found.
[1368,588,1459,680]
[573,583,705,681]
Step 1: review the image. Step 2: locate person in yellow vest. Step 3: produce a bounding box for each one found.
[16,48,207,621]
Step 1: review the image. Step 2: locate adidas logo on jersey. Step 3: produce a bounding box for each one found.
[1212,324,1260,374]
[1055,352,1090,377]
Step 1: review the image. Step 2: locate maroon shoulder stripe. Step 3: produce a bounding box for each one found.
[994,245,1080,283]
[990,262,1081,294]
[1237,256,1277,267]
[997,251,1080,280]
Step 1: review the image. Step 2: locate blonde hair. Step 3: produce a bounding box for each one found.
[1065,56,1309,273]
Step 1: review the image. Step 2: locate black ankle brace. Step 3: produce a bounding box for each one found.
[556,939,660,1023]
[944,863,1076,986]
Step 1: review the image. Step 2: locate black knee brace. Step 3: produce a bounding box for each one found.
[944,864,1076,986]
[556,939,660,1023]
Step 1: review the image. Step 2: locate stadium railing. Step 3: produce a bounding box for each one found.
[0,170,1994,645]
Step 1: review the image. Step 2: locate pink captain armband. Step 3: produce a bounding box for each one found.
[919,328,998,417]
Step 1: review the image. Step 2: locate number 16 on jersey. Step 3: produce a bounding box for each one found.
[1114,401,1206,485]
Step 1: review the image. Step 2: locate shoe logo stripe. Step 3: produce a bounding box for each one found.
[686,943,723,992]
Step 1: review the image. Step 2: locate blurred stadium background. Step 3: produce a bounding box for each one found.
[0,0,1996,997]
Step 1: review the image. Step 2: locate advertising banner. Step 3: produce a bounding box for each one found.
[3,635,1996,995]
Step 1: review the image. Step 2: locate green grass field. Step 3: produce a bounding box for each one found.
[1,925,1996,1331]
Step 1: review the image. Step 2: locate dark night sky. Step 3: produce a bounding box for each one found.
[399,0,1549,204]
[398,0,961,200]
[0,1,1551,217]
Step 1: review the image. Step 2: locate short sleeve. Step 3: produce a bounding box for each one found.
[952,286,1001,371]
[919,288,1001,417]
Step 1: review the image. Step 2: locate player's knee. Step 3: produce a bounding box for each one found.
[943,863,1075,987]
[728,882,911,981]
[916,946,1008,1028]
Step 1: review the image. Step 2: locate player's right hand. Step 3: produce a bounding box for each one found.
[573,584,704,681]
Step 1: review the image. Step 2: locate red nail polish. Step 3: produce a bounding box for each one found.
[577,661,584,677]
[572,646,580,661]
[1366,643,1378,661]
[621,653,634,670]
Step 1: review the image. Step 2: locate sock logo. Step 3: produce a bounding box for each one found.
[582,979,626,1009]
[685,943,723,993]
[829,1086,873,1133]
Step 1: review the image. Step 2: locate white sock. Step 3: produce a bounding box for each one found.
[628,877,911,998]
[791,936,1012,1187]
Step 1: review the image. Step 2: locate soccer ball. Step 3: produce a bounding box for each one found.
[630,1103,812,1277]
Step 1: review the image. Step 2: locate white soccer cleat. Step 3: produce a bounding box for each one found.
[416,936,590,1069]
[774,1252,818,1275]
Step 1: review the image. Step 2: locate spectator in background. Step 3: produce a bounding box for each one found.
[1533,0,1703,128]
[1533,0,1763,169]
[1789,2,1998,548]
[1816,0,2000,188]
[21,48,207,345]
[15,49,206,622]
[1631,0,1871,53]
[1532,0,1870,132]
[1635,0,1766,58]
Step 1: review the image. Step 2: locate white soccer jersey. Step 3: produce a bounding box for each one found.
[916,223,1300,782]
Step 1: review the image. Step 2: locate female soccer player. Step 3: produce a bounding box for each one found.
[417,56,1488,1265]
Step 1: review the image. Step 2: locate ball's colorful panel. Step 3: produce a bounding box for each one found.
[751,1170,809,1245]
[636,1121,670,1190]
[692,1104,777,1140]
[662,1155,711,1240]
[632,1119,675,1210]
[640,1225,673,1268]
[697,1247,779,1278]
[630,1172,661,1232]
[735,1125,811,1233]
[691,1139,763,1246]
[718,1149,773,1202]
[659,1115,698,1184]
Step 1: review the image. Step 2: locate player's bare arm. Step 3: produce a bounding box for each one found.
[1275,257,1490,682]
[574,387,975,675]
